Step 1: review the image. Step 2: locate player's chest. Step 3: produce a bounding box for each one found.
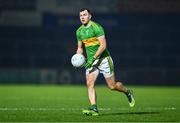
[80,28,95,40]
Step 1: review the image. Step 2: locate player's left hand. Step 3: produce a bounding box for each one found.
[84,56,96,69]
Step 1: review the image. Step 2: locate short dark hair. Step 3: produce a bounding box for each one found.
[79,8,92,15]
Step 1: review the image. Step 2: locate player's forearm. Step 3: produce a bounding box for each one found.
[94,36,106,58]
[76,41,83,54]
[94,44,106,58]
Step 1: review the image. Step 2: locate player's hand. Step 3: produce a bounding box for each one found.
[84,57,96,69]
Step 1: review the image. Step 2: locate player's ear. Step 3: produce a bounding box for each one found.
[89,14,92,20]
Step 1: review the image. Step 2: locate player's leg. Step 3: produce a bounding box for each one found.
[86,69,99,106]
[82,68,99,116]
[100,56,135,107]
[105,75,135,107]
[105,75,127,92]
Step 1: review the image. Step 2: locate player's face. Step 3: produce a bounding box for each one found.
[79,10,91,25]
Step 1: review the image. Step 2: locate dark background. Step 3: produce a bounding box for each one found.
[0,0,179,85]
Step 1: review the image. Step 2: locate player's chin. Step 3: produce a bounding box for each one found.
[81,22,86,25]
[81,21,87,25]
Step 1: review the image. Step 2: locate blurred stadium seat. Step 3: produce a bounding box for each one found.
[0,0,179,85]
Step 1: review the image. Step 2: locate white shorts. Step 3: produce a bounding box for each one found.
[86,56,114,78]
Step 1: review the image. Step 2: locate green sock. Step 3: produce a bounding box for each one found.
[124,89,130,96]
[90,104,98,112]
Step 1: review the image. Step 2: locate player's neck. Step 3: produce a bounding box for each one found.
[83,21,91,27]
[83,23,88,26]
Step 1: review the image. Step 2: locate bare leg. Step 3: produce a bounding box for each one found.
[105,75,128,93]
[82,70,100,116]
[105,74,135,107]
[86,70,99,105]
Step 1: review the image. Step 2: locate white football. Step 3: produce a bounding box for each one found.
[71,53,85,67]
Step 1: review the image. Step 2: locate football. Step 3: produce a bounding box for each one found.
[71,53,85,67]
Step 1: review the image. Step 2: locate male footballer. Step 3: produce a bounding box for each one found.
[76,8,135,116]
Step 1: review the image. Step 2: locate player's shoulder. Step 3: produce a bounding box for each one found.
[91,21,103,27]
[90,21,104,30]
[76,25,84,33]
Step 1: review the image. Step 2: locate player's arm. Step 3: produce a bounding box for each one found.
[76,29,83,54]
[76,41,83,54]
[94,35,106,58]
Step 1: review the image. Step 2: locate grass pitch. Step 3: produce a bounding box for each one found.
[0,85,179,122]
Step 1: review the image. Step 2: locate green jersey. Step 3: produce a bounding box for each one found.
[76,21,110,61]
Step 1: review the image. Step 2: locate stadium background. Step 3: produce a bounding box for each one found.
[0,0,179,86]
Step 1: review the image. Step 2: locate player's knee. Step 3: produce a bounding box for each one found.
[108,84,116,90]
[86,81,94,88]
[116,82,123,87]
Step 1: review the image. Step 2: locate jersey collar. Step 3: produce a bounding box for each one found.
[83,21,92,28]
